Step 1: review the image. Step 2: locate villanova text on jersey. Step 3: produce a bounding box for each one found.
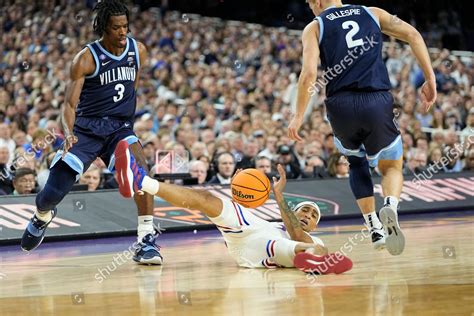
[310,5,391,97]
[76,36,140,120]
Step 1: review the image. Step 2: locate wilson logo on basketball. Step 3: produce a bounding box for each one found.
[232,188,254,200]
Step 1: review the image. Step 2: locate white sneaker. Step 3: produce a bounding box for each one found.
[379,205,405,256]
[370,227,386,251]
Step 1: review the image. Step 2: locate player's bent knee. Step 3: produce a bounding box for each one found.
[348,156,374,199]
[36,160,78,211]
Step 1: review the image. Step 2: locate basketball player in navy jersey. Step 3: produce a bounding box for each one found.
[288,0,437,255]
[21,0,162,264]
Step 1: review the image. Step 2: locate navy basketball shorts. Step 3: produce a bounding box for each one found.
[325,91,402,167]
[50,117,139,176]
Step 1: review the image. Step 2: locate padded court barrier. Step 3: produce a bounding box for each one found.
[1,171,473,245]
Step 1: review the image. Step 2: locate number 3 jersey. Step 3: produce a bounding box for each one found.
[76,36,140,121]
[316,5,391,97]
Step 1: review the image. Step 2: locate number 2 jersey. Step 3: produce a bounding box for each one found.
[316,4,391,97]
[76,36,140,121]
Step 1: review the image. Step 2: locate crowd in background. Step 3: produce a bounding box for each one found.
[0,1,473,195]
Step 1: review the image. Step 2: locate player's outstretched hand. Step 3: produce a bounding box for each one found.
[420,79,437,112]
[62,134,78,158]
[288,115,304,142]
[272,164,287,196]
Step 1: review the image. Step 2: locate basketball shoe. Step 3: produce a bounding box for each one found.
[133,232,163,265]
[21,208,58,251]
[294,252,353,274]
[379,204,405,256]
[114,140,162,265]
[370,227,386,251]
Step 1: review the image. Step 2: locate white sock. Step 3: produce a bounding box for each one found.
[141,176,160,195]
[384,196,399,211]
[137,215,155,242]
[363,211,383,230]
[35,210,52,222]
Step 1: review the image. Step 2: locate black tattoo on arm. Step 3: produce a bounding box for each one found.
[276,195,302,230]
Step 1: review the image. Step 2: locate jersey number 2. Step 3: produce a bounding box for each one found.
[342,21,364,48]
[113,83,125,102]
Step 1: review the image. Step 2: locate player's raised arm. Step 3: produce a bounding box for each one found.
[61,48,95,156]
[272,164,314,243]
[371,7,437,112]
[288,20,320,142]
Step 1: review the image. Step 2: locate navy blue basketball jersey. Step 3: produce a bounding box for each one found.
[76,36,140,120]
[315,5,391,97]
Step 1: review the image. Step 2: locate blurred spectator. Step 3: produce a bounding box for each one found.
[428,146,443,165]
[0,2,472,187]
[142,138,157,170]
[404,148,428,175]
[255,156,272,174]
[276,145,302,179]
[12,168,36,195]
[79,165,101,191]
[464,148,474,171]
[442,146,463,173]
[236,138,260,170]
[37,151,56,190]
[259,136,279,161]
[189,160,208,184]
[303,155,328,179]
[190,142,208,160]
[327,154,349,178]
[0,145,13,194]
[208,152,235,184]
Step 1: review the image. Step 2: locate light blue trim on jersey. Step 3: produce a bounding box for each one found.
[130,38,140,69]
[362,6,380,28]
[50,150,85,178]
[315,16,324,44]
[95,37,130,61]
[333,136,366,158]
[367,135,403,167]
[85,44,100,79]
[108,135,140,171]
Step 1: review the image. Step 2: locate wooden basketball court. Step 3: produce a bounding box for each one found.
[1,211,473,315]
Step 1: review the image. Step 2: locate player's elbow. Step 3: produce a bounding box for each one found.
[406,28,423,45]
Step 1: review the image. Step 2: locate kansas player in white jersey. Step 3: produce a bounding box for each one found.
[21,0,162,265]
[112,141,353,274]
[288,1,437,255]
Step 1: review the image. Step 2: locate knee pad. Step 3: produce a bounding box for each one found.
[348,156,374,200]
[36,160,78,211]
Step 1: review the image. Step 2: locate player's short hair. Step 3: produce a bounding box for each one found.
[93,0,130,37]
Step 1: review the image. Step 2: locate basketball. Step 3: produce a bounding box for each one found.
[231,168,271,208]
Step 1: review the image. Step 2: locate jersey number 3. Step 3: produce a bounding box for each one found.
[114,83,125,102]
[342,21,364,48]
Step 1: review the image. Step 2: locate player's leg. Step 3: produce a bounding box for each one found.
[21,132,102,251]
[364,91,405,256]
[106,132,162,265]
[347,155,386,250]
[326,95,386,250]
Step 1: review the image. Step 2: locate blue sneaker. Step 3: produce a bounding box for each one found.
[114,140,146,198]
[133,232,163,265]
[21,208,57,251]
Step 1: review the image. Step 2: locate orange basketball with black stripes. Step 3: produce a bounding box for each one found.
[231,168,271,208]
